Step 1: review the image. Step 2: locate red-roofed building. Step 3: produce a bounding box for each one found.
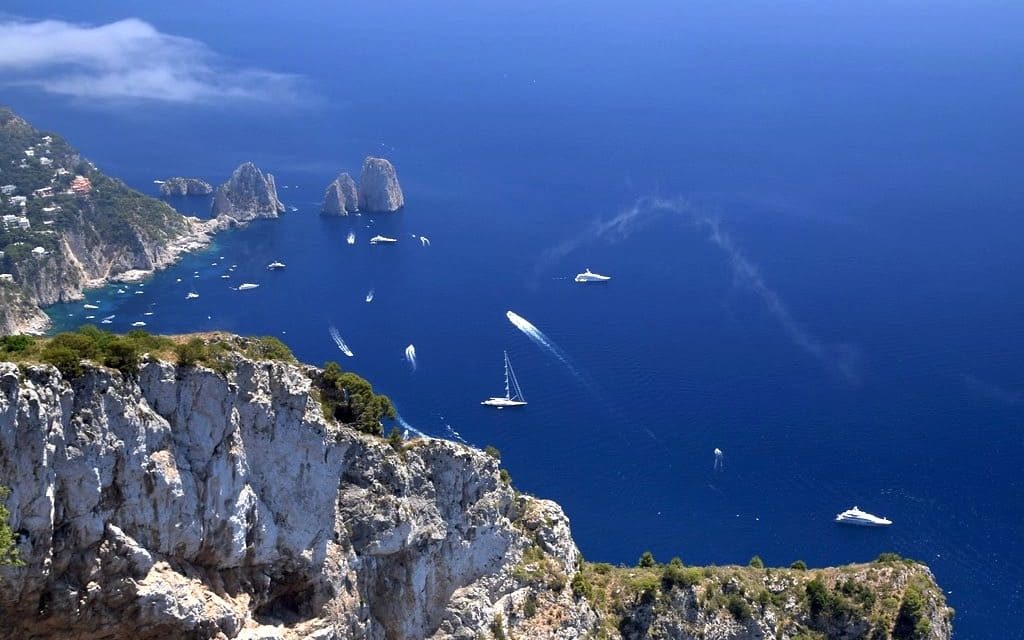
[70,175,92,196]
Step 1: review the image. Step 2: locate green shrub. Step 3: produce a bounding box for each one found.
[499,468,512,485]
[317,361,395,435]
[484,445,501,459]
[874,552,903,564]
[892,586,930,640]
[806,578,830,618]
[571,570,593,600]
[0,486,21,566]
[590,562,613,575]
[102,338,140,376]
[790,560,808,571]
[523,593,538,618]
[40,345,83,378]
[662,562,703,590]
[726,594,752,622]
[748,555,764,568]
[490,613,506,640]
[174,338,207,367]
[0,334,33,354]
[638,551,656,568]
[245,336,294,361]
[387,427,403,452]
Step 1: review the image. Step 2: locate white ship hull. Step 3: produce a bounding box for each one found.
[481,397,528,408]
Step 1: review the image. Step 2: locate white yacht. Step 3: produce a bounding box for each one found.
[83,303,99,310]
[370,235,397,244]
[186,291,200,300]
[131,321,146,328]
[481,351,528,408]
[347,232,356,245]
[267,261,286,270]
[574,268,611,283]
[835,506,892,527]
[237,283,260,291]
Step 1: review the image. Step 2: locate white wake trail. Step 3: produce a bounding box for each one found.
[405,344,417,370]
[328,325,353,357]
[505,310,578,375]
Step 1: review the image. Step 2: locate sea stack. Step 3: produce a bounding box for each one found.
[211,162,285,222]
[358,157,404,212]
[321,172,359,215]
[158,177,213,197]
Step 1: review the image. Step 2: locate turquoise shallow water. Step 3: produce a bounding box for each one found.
[14,1,1024,636]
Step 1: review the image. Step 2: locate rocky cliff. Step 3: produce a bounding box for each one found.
[158,178,213,197]
[321,173,359,216]
[0,344,952,640]
[357,157,404,212]
[211,162,286,222]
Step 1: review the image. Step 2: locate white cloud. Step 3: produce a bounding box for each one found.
[0,18,306,104]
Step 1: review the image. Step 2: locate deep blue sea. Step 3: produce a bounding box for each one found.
[6,2,1023,637]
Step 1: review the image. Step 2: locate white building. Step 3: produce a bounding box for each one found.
[40,136,52,144]
[24,149,35,157]
[0,274,13,283]
[31,246,46,257]
[9,196,27,208]
[39,157,52,167]
[0,185,15,196]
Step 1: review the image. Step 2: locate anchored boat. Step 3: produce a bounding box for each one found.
[481,351,528,408]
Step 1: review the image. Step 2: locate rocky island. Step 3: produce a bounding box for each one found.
[158,177,213,197]
[212,162,286,222]
[321,172,359,215]
[321,157,404,215]
[0,331,954,640]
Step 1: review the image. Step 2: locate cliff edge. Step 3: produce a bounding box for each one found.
[0,337,952,640]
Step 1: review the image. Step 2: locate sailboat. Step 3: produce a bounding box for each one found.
[481,351,528,408]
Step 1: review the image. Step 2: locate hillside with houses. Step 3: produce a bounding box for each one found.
[0,107,207,334]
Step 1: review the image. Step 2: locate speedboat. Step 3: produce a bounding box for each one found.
[186,291,199,300]
[370,235,397,244]
[365,289,375,303]
[237,283,259,290]
[574,268,611,283]
[131,321,146,327]
[481,351,528,408]
[835,506,892,527]
[347,232,356,245]
[267,261,286,270]
[83,304,99,310]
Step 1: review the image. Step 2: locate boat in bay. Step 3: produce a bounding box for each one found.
[370,235,397,244]
[481,351,528,408]
[835,506,892,527]
[574,268,611,283]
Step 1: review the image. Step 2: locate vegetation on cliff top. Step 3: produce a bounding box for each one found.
[578,552,951,640]
[1,328,395,439]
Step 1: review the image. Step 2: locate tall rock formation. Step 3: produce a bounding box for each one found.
[212,162,286,222]
[358,157,404,212]
[158,177,213,196]
[321,172,359,215]
[0,343,954,640]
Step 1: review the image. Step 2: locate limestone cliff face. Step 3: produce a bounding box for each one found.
[358,158,404,212]
[0,355,595,640]
[212,163,286,222]
[321,173,359,216]
[159,178,213,197]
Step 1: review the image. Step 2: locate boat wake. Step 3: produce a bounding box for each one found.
[420,236,431,247]
[505,310,577,375]
[394,411,428,439]
[405,344,417,370]
[328,325,354,357]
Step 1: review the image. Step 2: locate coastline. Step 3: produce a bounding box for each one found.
[12,216,225,335]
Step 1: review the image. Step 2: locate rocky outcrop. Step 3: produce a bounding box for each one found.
[211,162,286,222]
[158,177,213,197]
[0,352,595,639]
[0,346,953,640]
[321,173,359,216]
[358,157,404,212]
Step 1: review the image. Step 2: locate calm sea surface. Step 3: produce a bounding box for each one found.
[8,2,1023,636]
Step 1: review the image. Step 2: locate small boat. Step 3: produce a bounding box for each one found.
[835,506,892,527]
[85,315,95,319]
[131,321,146,327]
[221,274,231,279]
[267,261,286,270]
[83,304,99,310]
[289,206,298,212]
[134,290,144,295]
[102,315,116,321]
[370,235,397,244]
[420,236,431,247]
[237,283,259,291]
[186,291,200,300]
[481,351,528,408]
[574,268,611,283]
[100,319,113,325]
[175,278,182,283]
[117,288,126,293]
[346,232,356,245]
[365,289,374,303]
[143,312,154,316]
